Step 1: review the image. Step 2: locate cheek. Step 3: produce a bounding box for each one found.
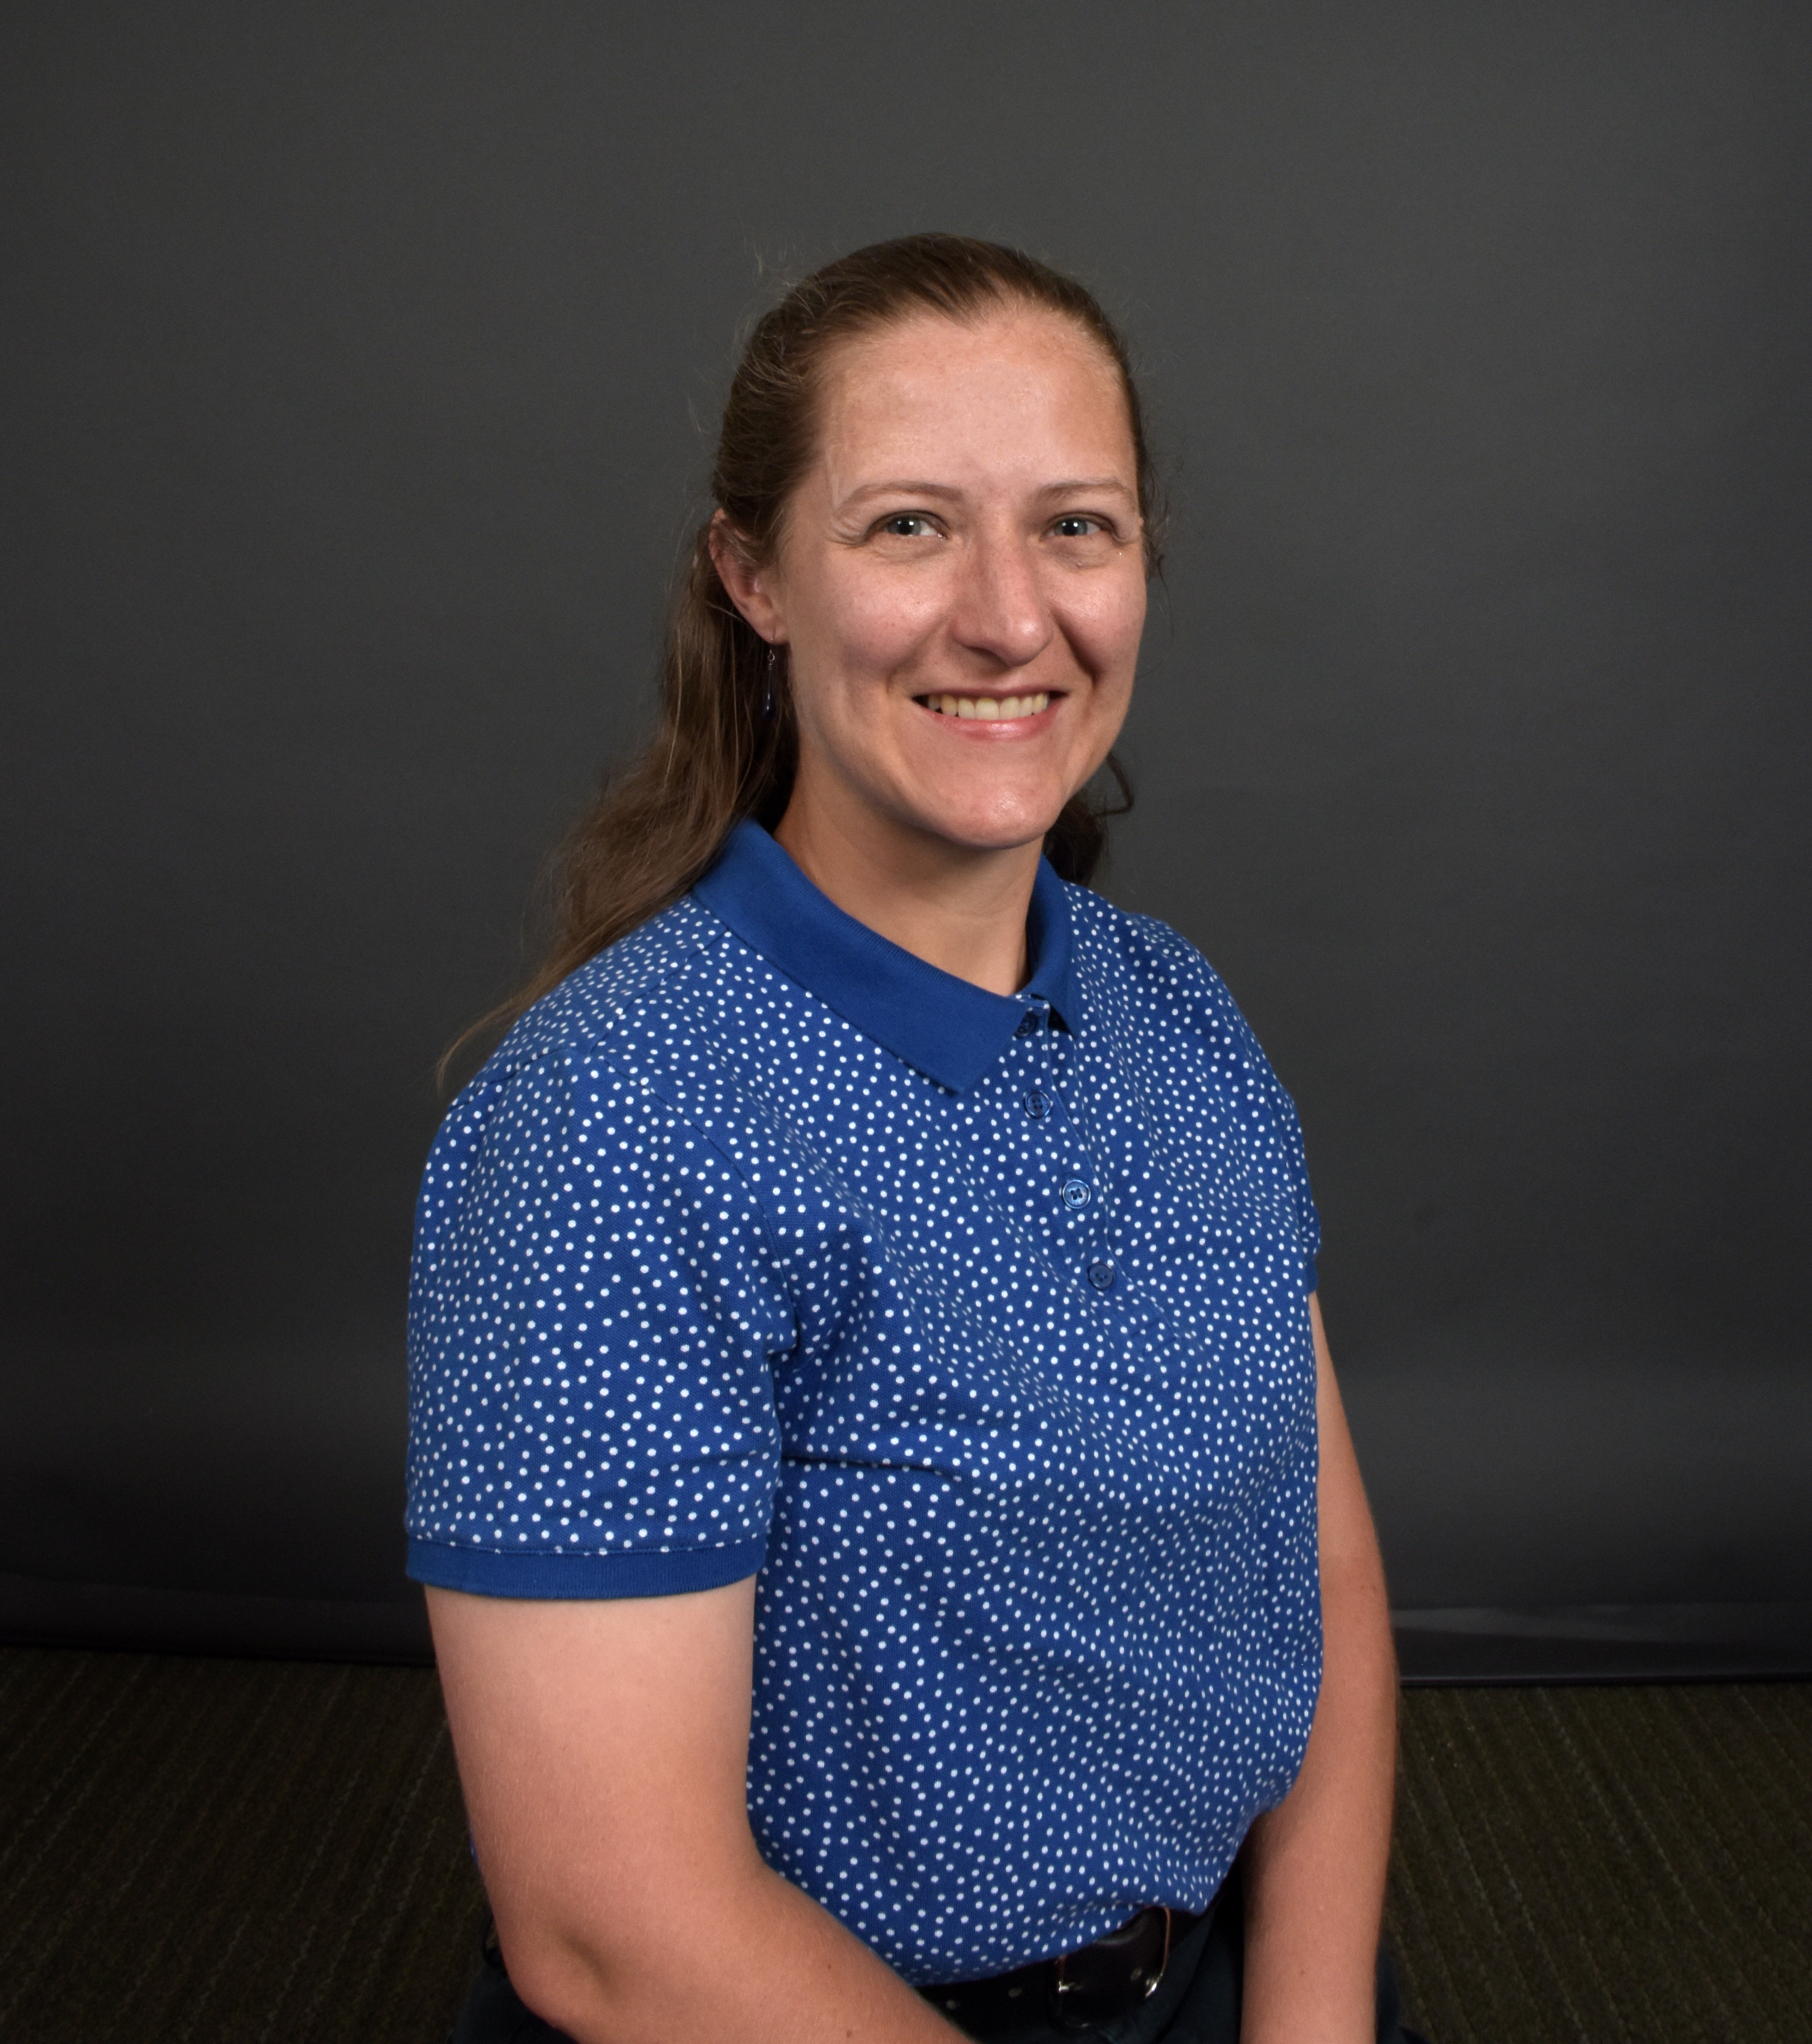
[1067,577,1148,683]
[804,570,943,678]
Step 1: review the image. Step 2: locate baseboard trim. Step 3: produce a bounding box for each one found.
[0,1572,433,1664]
[5,1577,1807,1684]
[1394,1601,1812,1683]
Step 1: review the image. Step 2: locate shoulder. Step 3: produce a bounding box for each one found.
[1062,881,1257,1055]
[497,895,728,1074]
[428,897,738,1172]
[1061,884,1318,1240]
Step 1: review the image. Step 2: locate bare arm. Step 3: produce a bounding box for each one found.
[1238,1294,1398,2044]
[428,1579,961,2044]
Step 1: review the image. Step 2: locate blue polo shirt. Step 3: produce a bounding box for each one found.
[407,818,1323,1984]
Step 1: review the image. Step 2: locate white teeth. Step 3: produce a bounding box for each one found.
[929,692,1051,721]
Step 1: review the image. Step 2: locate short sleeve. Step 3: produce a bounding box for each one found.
[1273,1081,1321,1295]
[405,1048,795,1598]
[1237,1020,1320,1297]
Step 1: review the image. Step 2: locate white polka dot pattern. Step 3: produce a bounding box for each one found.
[407,851,1322,1984]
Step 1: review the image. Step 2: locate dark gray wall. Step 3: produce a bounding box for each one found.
[5,1,1808,1674]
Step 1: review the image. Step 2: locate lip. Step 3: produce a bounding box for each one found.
[911,690,1068,737]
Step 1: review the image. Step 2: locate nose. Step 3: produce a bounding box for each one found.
[949,525,1054,671]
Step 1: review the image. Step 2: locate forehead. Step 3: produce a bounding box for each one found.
[810,305,1134,483]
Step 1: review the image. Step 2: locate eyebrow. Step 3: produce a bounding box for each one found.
[1034,478,1138,499]
[838,476,1137,506]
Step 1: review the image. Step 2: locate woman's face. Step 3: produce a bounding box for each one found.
[723,305,1148,858]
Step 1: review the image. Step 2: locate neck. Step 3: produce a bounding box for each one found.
[773,788,1042,998]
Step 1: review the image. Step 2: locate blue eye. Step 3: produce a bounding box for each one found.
[1053,516,1100,538]
[880,514,936,538]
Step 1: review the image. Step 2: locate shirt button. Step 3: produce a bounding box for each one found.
[1024,1088,1053,1120]
[1088,1259,1116,1292]
[1014,1009,1042,1038]
[1060,1179,1090,1210]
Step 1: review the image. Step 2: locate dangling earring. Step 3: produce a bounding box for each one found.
[762,643,778,719]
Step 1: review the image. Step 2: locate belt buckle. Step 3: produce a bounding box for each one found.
[1049,1907,1174,2031]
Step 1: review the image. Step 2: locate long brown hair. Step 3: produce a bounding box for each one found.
[448,234,1161,1080]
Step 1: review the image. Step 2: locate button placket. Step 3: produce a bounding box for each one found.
[1012,1007,1067,1132]
[1003,1012,1112,1295]
[1045,1028,1117,1298]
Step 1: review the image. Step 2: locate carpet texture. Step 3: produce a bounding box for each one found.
[1386,1683,1812,2043]
[0,1647,485,2043]
[1,1644,1807,2042]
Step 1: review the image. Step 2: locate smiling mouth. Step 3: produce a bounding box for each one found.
[919,692,1053,722]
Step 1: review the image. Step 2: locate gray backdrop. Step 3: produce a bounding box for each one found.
[5,1,1808,1677]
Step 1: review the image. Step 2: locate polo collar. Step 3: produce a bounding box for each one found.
[692,819,1079,1094]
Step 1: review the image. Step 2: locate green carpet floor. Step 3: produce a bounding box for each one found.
[0,1645,1807,2042]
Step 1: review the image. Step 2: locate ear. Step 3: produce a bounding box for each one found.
[708,511,787,645]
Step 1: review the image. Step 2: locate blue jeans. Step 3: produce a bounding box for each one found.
[449,1885,1428,2043]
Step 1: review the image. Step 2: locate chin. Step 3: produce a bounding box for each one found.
[915,795,1068,854]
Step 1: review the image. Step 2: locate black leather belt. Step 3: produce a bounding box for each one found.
[918,1905,1204,2037]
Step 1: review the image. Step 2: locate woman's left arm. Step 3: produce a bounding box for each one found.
[1238,1293,1398,2044]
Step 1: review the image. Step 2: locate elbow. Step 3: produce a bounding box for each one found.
[500,1928,660,2044]
[1325,1541,1390,1628]
[1319,1546,1397,1691]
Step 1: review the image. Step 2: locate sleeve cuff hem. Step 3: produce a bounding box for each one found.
[406,1534,767,1599]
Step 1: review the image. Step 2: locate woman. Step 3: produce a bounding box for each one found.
[410,234,1418,2044]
